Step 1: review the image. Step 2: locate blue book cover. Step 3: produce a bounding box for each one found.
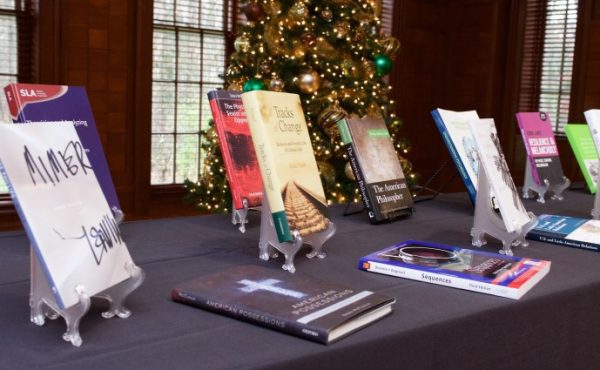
[431,109,480,204]
[359,240,550,299]
[4,83,122,220]
[527,214,600,252]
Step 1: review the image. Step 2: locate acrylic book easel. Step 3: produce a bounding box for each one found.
[257,188,336,273]
[522,163,570,203]
[593,174,600,220]
[29,249,144,347]
[471,168,538,256]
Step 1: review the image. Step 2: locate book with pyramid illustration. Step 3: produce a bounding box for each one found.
[242,91,329,243]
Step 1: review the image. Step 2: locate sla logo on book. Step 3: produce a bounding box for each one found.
[20,88,46,98]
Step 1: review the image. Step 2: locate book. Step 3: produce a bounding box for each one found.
[171,264,395,344]
[469,119,532,232]
[516,111,565,185]
[242,90,329,242]
[0,122,134,309]
[431,109,481,204]
[3,83,122,219]
[358,240,551,299]
[564,123,599,194]
[527,214,600,252]
[337,116,413,223]
[584,109,600,156]
[208,90,262,210]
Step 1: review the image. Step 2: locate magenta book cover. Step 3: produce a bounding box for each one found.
[516,112,564,185]
[4,83,122,218]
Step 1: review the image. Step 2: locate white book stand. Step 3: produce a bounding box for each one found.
[593,173,600,220]
[471,169,538,256]
[232,198,261,233]
[258,188,336,273]
[522,163,570,203]
[29,249,144,347]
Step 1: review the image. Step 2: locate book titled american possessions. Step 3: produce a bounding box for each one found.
[527,214,600,252]
[242,91,329,242]
[337,117,412,223]
[171,265,394,344]
[359,240,550,299]
[208,90,262,210]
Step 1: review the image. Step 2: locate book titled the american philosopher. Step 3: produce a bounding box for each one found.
[171,265,395,344]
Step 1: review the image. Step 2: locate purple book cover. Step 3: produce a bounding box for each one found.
[4,83,122,219]
[516,112,564,185]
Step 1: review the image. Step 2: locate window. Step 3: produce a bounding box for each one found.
[0,0,18,194]
[519,0,579,133]
[539,0,578,132]
[151,0,231,185]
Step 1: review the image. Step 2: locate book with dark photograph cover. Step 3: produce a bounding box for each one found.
[208,90,262,210]
[516,112,565,185]
[359,240,550,299]
[337,116,412,223]
[171,265,395,344]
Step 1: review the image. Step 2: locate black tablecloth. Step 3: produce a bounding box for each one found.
[1,191,599,370]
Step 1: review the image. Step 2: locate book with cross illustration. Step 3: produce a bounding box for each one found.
[171,264,394,344]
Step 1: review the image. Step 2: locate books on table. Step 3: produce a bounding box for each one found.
[3,83,122,219]
[564,123,599,194]
[171,264,395,344]
[516,112,565,185]
[242,90,329,243]
[431,109,480,204]
[208,90,262,210]
[0,122,134,309]
[469,119,532,233]
[527,214,600,252]
[359,240,550,299]
[337,116,413,223]
[584,110,600,155]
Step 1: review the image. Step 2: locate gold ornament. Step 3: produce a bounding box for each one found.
[297,70,321,94]
[341,57,358,77]
[380,36,401,57]
[234,36,250,52]
[318,103,347,138]
[334,21,351,38]
[292,42,306,59]
[317,161,337,186]
[300,32,317,47]
[269,75,285,91]
[344,162,355,180]
[288,2,308,21]
[361,59,376,79]
[320,7,333,21]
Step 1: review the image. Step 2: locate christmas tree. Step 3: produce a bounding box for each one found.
[184,0,414,213]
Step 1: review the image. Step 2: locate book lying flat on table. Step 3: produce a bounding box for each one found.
[527,214,600,252]
[242,90,329,243]
[337,116,413,223]
[208,90,262,210]
[359,240,550,299]
[171,265,395,344]
[516,112,565,185]
[564,124,599,194]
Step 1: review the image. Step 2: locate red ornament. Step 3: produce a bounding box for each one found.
[244,2,265,22]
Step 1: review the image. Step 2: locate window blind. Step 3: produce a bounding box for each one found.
[151,0,230,185]
[518,0,546,114]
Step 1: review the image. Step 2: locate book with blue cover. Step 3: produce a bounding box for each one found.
[359,240,550,299]
[527,214,600,252]
[431,109,480,204]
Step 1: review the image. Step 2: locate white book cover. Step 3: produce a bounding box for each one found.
[468,119,531,232]
[584,109,600,157]
[0,122,133,309]
[435,109,481,189]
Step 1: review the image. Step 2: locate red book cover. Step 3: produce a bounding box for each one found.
[208,90,262,210]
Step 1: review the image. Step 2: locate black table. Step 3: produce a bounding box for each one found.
[1,191,599,370]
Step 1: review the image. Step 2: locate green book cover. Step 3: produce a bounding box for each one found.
[564,124,599,194]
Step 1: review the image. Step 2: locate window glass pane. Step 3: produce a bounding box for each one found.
[176,0,200,28]
[176,83,200,133]
[175,134,199,183]
[178,32,202,82]
[152,81,175,133]
[153,29,176,81]
[151,134,175,184]
[0,15,17,75]
[202,33,225,84]
[200,1,224,30]
[0,0,15,10]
